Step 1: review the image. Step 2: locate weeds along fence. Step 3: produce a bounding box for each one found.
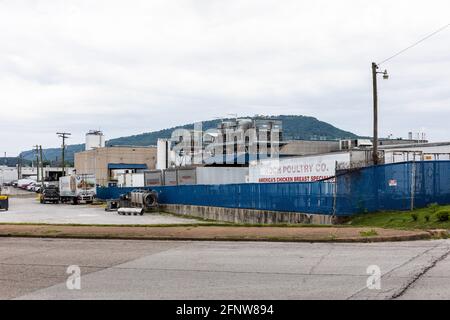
[96,161,450,216]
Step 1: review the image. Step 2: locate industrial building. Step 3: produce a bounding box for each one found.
[157,167,248,186]
[280,140,341,156]
[73,130,157,186]
[380,141,450,163]
[207,118,282,163]
[249,150,373,183]
[0,166,17,184]
[249,141,450,184]
[146,119,444,186]
[118,166,249,187]
[74,122,450,189]
[93,121,450,225]
[75,146,157,186]
[113,118,283,187]
[0,166,74,184]
[168,119,430,167]
[171,118,283,166]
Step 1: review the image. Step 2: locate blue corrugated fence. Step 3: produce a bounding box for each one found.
[335,161,450,214]
[96,161,450,216]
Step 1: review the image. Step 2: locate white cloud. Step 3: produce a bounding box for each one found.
[0,0,449,154]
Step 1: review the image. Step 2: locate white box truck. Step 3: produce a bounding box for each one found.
[59,174,96,204]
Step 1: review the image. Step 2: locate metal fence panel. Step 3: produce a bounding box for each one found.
[96,161,450,216]
[97,182,335,215]
[335,161,450,214]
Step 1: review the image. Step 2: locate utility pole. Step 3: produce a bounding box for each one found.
[57,132,71,177]
[371,63,378,165]
[371,62,389,165]
[39,145,44,183]
[18,155,22,180]
[33,145,40,182]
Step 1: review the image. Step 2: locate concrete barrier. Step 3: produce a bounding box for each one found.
[160,204,342,225]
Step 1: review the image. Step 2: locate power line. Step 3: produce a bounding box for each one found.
[378,23,450,65]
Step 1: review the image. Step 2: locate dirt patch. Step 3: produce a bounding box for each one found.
[0,225,432,242]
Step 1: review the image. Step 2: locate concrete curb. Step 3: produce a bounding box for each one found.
[0,225,433,243]
[0,233,432,243]
[427,229,449,238]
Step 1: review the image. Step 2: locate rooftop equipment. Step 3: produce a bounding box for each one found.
[85,130,105,151]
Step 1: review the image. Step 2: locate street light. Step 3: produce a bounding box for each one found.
[371,62,389,165]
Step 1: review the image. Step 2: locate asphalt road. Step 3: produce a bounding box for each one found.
[0,237,448,300]
[0,197,202,225]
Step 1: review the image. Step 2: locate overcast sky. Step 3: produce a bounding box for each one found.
[0,0,449,155]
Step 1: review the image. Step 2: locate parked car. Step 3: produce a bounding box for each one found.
[33,183,43,193]
[17,179,35,189]
[40,185,60,204]
[26,182,36,191]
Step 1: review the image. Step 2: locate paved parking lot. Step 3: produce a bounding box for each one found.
[0,238,448,300]
[0,197,202,225]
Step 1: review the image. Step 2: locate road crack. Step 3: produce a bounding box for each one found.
[346,242,445,300]
[390,245,450,299]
